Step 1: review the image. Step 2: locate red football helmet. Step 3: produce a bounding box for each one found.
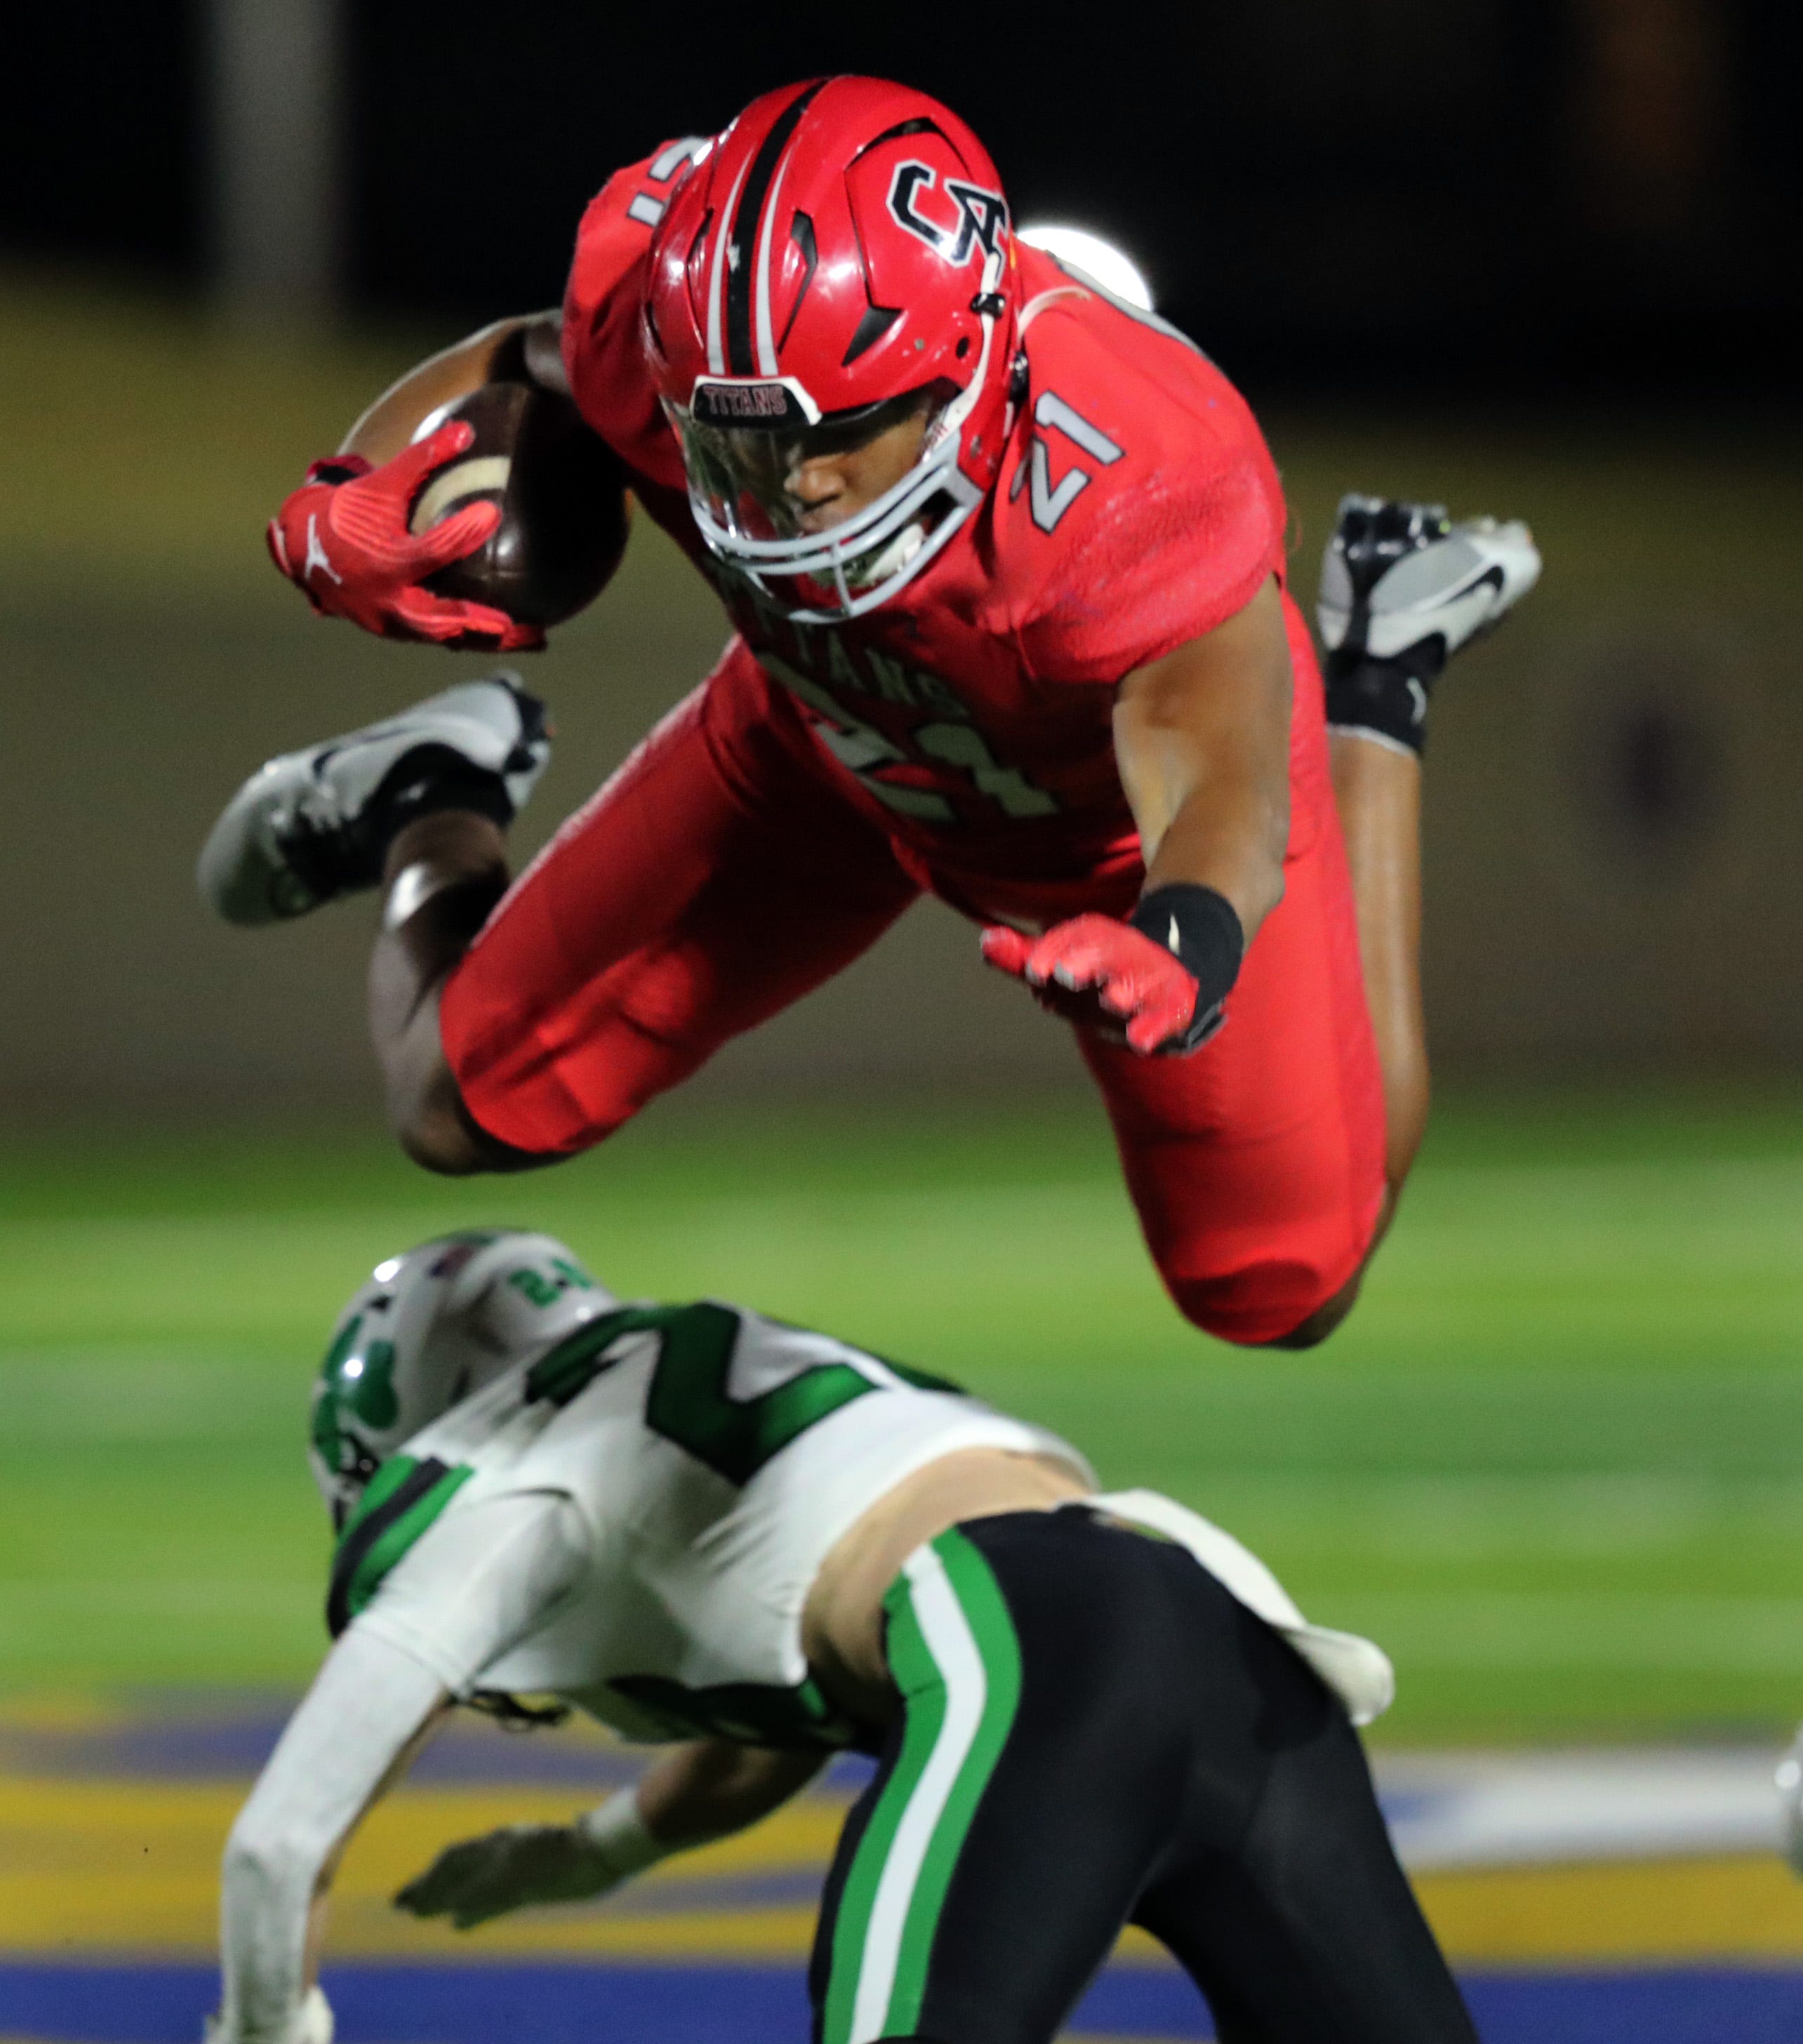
[644,77,1018,621]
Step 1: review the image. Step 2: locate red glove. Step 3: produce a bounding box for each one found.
[265,421,544,651]
[980,915,1220,1055]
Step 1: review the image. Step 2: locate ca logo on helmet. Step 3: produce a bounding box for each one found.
[887,162,1009,266]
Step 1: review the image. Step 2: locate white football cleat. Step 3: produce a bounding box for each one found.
[197,675,550,926]
[1319,495,1542,665]
[1778,1727,1803,1876]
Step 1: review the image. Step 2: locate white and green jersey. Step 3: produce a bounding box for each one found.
[328,1300,1091,1748]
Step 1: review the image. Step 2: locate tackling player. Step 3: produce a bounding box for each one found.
[211,1227,1477,2044]
[201,77,1539,1348]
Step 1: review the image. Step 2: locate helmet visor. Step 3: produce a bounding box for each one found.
[673,384,944,552]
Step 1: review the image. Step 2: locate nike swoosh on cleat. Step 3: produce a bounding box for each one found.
[1421,564,1505,615]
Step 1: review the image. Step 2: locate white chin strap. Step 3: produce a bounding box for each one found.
[847,518,926,590]
[688,242,1009,624]
[687,439,979,623]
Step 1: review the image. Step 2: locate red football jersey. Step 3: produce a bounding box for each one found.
[562,145,1314,887]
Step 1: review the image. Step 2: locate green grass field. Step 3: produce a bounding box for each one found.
[2,1088,1799,1744]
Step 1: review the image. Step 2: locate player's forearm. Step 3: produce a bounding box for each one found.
[1113,578,1293,943]
[216,1829,319,2041]
[632,1739,827,1850]
[215,1635,446,2040]
[1115,708,1289,943]
[340,310,564,465]
[1131,748,1287,939]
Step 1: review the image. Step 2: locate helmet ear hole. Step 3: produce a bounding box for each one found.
[956,337,970,359]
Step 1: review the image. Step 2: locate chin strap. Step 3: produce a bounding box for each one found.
[937,237,1009,470]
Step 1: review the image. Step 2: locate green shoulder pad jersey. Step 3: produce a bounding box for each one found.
[327,1299,1092,1750]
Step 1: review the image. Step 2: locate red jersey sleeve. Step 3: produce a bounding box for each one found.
[559,138,706,485]
[1001,265,1288,687]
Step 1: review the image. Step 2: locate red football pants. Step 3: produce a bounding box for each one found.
[441,646,1385,1346]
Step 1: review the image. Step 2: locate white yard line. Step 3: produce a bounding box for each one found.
[1376,1746,1788,1868]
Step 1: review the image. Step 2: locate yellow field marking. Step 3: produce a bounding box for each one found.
[0,1691,128,1732]
[1416,1855,1803,1961]
[0,1774,839,1956]
[7,1769,1803,1966]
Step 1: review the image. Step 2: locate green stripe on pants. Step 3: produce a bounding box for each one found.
[821,1525,1024,2044]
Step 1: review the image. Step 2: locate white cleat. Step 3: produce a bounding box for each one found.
[1778,1727,1803,1876]
[1319,495,1542,665]
[197,675,550,926]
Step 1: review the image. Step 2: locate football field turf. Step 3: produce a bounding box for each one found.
[2,1084,1799,1741]
[6,1699,1803,2044]
[4,1084,1803,2042]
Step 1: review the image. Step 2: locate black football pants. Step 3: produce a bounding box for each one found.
[809,1508,1477,2044]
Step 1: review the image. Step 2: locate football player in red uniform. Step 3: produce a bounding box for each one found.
[203,78,1538,1348]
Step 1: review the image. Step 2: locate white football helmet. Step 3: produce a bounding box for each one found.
[310,1230,617,1526]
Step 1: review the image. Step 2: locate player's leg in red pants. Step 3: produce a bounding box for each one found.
[438,648,920,1157]
[1074,791,1387,1348]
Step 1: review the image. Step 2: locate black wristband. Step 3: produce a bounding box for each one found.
[1129,883,1244,1050]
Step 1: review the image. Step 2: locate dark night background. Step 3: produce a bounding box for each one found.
[5,0,1802,1111]
[8,0,1800,401]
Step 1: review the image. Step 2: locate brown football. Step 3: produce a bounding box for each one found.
[410,380,630,627]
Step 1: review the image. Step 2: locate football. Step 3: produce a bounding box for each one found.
[409,380,630,627]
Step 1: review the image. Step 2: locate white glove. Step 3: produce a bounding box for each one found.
[394,1793,668,1929]
[1778,1728,1803,1876]
[205,1984,333,2044]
